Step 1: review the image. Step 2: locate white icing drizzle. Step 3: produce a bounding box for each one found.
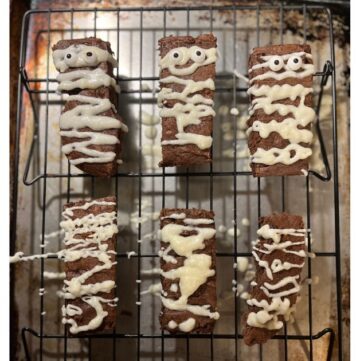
[140,283,162,295]
[167,318,196,332]
[159,45,217,150]
[160,214,219,323]
[59,199,118,334]
[247,297,295,330]
[247,222,306,330]
[170,283,178,293]
[53,44,118,72]
[236,257,249,273]
[251,143,312,166]
[57,68,120,93]
[60,95,127,166]
[44,271,66,280]
[248,49,315,167]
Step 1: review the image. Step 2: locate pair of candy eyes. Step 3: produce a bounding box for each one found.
[169,48,206,63]
[267,55,304,71]
[65,51,95,60]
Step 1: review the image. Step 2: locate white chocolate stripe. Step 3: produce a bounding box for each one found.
[160,46,217,76]
[60,95,126,166]
[251,143,312,166]
[249,119,313,144]
[57,68,120,93]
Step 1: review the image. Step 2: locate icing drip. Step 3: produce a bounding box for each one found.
[247,223,306,330]
[53,44,118,72]
[59,199,118,334]
[60,95,127,166]
[159,45,216,150]
[160,214,219,323]
[248,49,315,167]
[140,283,162,295]
[57,68,120,93]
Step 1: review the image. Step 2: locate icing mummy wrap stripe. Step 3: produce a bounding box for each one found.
[56,68,120,93]
[247,45,315,173]
[158,77,215,148]
[245,213,307,340]
[53,44,118,72]
[60,95,127,165]
[158,35,217,164]
[159,209,219,333]
[59,198,118,334]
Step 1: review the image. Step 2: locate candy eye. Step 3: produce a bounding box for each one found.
[64,51,77,66]
[169,49,184,64]
[83,51,97,65]
[287,55,303,71]
[268,56,284,71]
[191,47,206,63]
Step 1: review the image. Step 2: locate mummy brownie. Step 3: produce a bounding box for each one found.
[243,213,307,345]
[60,197,118,334]
[247,44,315,177]
[159,208,219,333]
[52,38,127,177]
[158,34,217,167]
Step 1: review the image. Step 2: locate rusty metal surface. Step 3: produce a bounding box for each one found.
[12,1,350,360]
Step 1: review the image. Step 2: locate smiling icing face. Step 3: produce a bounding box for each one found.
[53,44,118,72]
[159,45,217,76]
[249,51,314,83]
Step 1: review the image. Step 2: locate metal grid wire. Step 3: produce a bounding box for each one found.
[11,3,342,361]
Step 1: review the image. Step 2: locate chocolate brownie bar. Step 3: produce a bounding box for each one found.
[60,196,118,334]
[159,208,219,333]
[52,37,127,177]
[247,44,315,177]
[158,34,217,167]
[243,213,306,345]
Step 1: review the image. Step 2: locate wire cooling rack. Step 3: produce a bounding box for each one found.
[11,3,342,361]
